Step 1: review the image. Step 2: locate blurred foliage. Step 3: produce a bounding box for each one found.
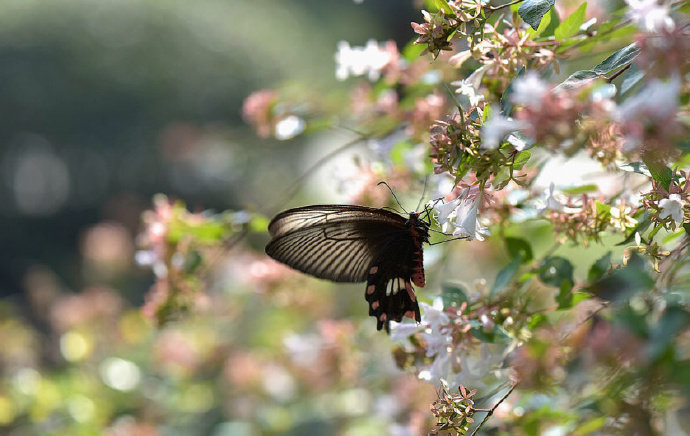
[1,0,690,435]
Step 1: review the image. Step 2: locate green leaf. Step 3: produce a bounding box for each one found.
[402,39,425,61]
[469,322,511,343]
[556,278,575,309]
[500,67,525,116]
[541,6,561,38]
[620,64,645,94]
[528,313,547,329]
[648,305,690,361]
[557,43,640,89]
[588,252,612,282]
[441,283,469,307]
[587,253,654,301]
[591,43,640,75]
[519,0,556,30]
[561,184,598,195]
[513,150,531,170]
[618,161,652,177]
[617,213,651,246]
[539,257,574,288]
[616,303,649,337]
[554,2,587,40]
[526,8,552,38]
[595,201,611,217]
[184,250,203,273]
[249,214,271,233]
[556,69,600,90]
[573,417,606,435]
[642,158,672,190]
[433,0,453,14]
[572,292,591,305]
[505,237,533,262]
[390,140,414,166]
[491,256,523,296]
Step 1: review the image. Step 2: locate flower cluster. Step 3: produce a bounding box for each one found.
[430,382,477,434]
[136,195,249,325]
[233,0,690,433]
[241,89,305,140]
[640,169,689,230]
[391,299,510,390]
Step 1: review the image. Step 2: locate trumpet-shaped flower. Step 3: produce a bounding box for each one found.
[659,193,684,224]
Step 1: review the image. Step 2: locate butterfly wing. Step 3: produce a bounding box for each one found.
[365,235,422,332]
[265,205,408,283]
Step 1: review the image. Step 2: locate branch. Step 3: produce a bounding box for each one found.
[487,0,522,13]
[469,383,517,436]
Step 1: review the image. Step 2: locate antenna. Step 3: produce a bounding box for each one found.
[415,175,429,212]
[377,181,408,214]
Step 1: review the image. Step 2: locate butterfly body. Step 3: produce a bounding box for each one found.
[265,205,429,332]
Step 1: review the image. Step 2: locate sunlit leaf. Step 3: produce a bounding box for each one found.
[554,2,587,40]
[519,0,555,30]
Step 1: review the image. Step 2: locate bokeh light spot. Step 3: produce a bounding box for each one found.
[59,331,92,362]
[68,395,95,423]
[100,357,141,392]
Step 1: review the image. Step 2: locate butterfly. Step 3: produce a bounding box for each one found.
[265,204,430,332]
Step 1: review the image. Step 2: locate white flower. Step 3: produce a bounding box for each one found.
[451,79,484,107]
[659,193,685,224]
[510,71,549,109]
[419,298,449,331]
[451,196,490,241]
[274,115,305,140]
[626,0,674,33]
[334,39,392,81]
[618,77,680,124]
[481,114,524,150]
[448,49,472,67]
[390,321,425,341]
[539,183,564,213]
[432,198,461,232]
[610,205,638,230]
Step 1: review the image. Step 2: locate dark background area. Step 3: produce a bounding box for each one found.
[0,0,418,299]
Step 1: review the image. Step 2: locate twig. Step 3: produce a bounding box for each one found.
[269,134,369,213]
[607,63,632,82]
[487,0,522,13]
[470,383,517,435]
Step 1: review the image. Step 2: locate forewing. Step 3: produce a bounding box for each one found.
[265,206,407,283]
[268,205,406,238]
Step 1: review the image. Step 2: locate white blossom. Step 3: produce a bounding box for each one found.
[626,0,674,33]
[618,77,680,124]
[334,39,392,81]
[451,196,490,241]
[539,183,564,213]
[274,115,305,140]
[451,79,484,107]
[510,71,549,109]
[481,114,524,150]
[659,193,685,224]
[432,198,461,232]
[419,298,449,331]
[610,205,638,230]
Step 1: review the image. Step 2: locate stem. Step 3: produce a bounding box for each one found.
[469,383,517,436]
[487,0,522,13]
[268,134,369,213]
[607,63,632,82]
